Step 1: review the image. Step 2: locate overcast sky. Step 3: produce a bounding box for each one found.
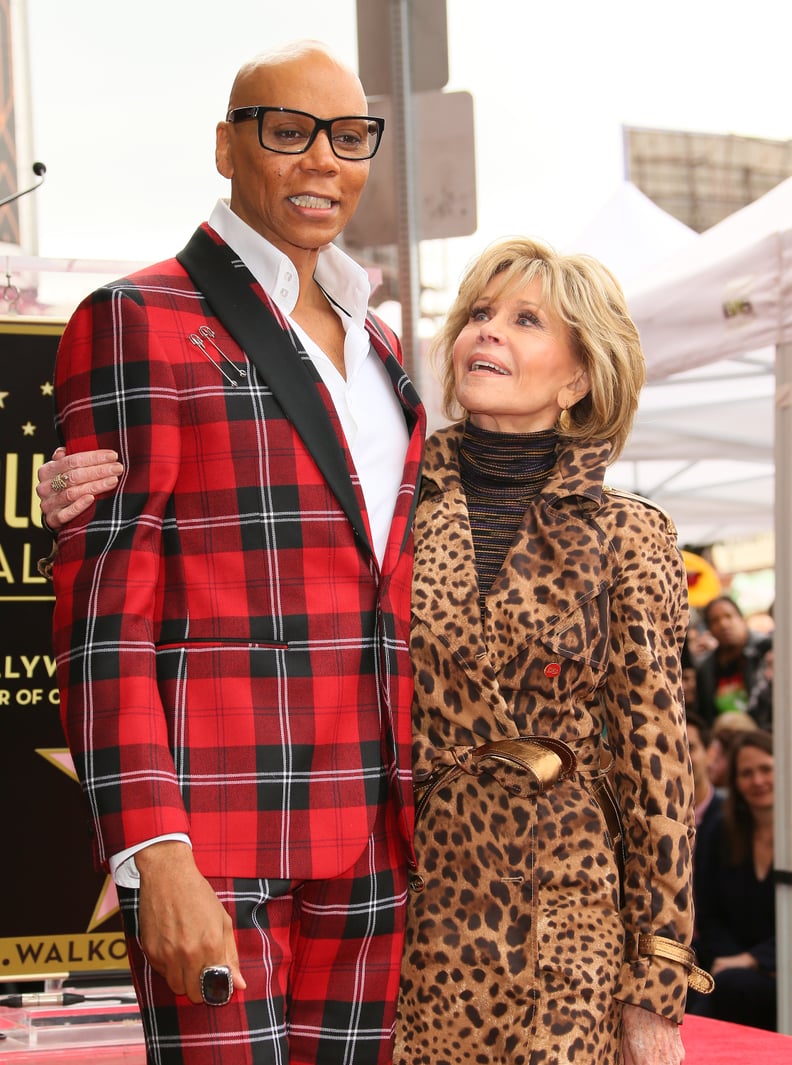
[13,0,792,301]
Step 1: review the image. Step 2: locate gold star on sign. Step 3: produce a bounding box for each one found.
[22,421,36,436]
[0,390,9,408]
[41,382,54,396]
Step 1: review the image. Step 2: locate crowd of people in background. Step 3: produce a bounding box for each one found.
[684,592,777,1031]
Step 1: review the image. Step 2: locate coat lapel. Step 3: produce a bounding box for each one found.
[484,436,612,669]
[484,497,609,674]
[412,433,515,736]
[177,225,371,549]
[413,427,611,731]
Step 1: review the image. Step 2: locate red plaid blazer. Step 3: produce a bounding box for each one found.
[52,225,425,881]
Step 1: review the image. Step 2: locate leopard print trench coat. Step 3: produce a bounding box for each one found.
[395,425,696,1065]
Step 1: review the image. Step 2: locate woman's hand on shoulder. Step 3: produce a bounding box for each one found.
[37,447,124,529]
[621,1004,684,1065]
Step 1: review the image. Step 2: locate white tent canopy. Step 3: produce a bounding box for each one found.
[619,175,792,1035]
[628,175,792,379]
[568,181,776,546]
[608,349,775,545]
[570,179,697,286]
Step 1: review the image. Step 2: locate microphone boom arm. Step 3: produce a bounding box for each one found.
[0,162,47,209]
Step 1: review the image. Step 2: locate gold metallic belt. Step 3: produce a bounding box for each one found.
[414,735,577,822]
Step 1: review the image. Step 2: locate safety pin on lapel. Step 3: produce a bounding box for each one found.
[199,325,246,378]
[189,333,237,386]
[188,333,240,387]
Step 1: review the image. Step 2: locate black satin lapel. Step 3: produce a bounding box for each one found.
[366,320,424,553]
[366,316,422,435]
[177,227,371,551]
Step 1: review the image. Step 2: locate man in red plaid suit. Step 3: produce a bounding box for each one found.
[47,41,425,1065]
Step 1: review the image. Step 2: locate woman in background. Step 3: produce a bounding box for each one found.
[694,729,776,1030]
[706,712,757,796]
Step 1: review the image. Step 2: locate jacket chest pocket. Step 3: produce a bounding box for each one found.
[498,593,610,696]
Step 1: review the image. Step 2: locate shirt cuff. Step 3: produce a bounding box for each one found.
[110,834,192,888]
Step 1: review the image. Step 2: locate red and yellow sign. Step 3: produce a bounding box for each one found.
[681,549,722,609]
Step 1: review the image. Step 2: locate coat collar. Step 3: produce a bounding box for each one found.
[412,424,612,706]
[420,421,612,509]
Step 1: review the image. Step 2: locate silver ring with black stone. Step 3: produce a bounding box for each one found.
[200,965,233,1006]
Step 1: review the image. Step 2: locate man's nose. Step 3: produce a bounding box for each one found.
[302,128,340,168]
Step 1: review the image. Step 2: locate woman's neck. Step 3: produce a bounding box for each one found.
[752,807,774,836]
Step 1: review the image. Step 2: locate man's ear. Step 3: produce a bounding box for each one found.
[215,122,233,179]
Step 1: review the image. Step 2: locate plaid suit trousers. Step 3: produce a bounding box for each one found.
[119,786,407,1065]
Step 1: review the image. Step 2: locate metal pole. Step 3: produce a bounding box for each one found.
[389,0,420,383]
[774,340,792,1035]
[11,0,41,255]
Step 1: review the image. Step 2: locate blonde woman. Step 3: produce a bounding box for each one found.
[395,238,710,1064]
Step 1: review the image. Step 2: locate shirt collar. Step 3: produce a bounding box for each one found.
[207,199,371,329]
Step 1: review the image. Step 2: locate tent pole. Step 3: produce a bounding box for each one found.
[774,340,792,1035]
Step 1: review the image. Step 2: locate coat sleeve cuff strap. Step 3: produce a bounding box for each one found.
[636,934,715,995]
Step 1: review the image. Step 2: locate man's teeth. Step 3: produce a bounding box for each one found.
[471,360,509,375]
[290,194,332,208]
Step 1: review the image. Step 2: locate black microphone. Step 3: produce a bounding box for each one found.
[0,161,47,208]
[0,990,138,1008]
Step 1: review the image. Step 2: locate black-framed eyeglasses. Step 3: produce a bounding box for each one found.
[225,106,385,160]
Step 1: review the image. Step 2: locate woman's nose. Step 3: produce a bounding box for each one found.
[478,316,505,341]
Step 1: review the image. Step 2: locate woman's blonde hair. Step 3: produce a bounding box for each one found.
[432,237,646,460]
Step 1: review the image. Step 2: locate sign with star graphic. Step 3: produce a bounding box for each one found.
[0,317,127,977]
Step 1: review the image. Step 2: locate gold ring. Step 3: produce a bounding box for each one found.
[50,472,70,492]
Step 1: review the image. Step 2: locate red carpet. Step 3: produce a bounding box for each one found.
[2,1012,789,1061]
[681,1013,792,1063]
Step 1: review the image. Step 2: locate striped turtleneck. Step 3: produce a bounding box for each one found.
[459,420,558,604]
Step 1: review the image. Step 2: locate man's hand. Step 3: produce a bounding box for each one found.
[622,1004,684,1065]
[37,446,123,529]
[135,841,247,1004]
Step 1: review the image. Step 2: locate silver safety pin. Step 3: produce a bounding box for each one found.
[198,325,246,377]
[188,333,239,387]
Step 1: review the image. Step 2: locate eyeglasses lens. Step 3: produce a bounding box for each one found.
[259,110,379,159]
